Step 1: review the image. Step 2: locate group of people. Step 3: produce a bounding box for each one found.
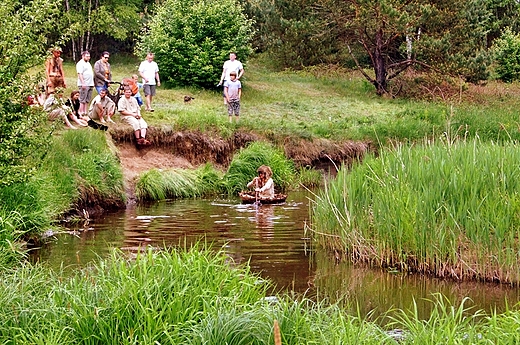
[41,48,161,146]
[42,48,245,142]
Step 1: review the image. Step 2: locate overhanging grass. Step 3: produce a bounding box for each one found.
[135,163,223,201]
[311,139,520,284]
[0,129,125,262]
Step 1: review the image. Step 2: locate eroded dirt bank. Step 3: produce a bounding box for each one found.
[82,128,374,211]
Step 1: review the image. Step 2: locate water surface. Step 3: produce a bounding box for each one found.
[31,191,520,317]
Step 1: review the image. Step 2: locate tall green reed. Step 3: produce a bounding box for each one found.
[312,140,520,283]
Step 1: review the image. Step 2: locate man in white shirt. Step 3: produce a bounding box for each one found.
[88,88,116,124]
[76,51,94,116]
[138,52,161,112]
[218,52,244,104]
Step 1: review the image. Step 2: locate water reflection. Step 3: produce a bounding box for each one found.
[30,191,520,317]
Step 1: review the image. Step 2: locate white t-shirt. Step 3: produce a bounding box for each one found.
[138,60,159,85]
[223,60,243,81]
[76,59,94,87]
[88,95,114,112]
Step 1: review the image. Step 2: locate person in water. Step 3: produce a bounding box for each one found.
[247,165,275,198]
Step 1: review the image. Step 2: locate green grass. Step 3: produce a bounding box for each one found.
[311,139,520,284]
[135,163,223,201]
[223,141,296,195]
[1,247,520,344]
[57,54,520,144]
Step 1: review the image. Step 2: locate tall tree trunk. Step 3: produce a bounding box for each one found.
[373,28,387,95]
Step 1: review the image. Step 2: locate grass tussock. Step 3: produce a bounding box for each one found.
[223,141,296,195]
[311,139,520,284]
[135,163,223,201]
[1,248,520,344]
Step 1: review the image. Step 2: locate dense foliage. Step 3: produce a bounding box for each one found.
[492,27,520,82]
[136,0,254,88]
[0,0,57,185]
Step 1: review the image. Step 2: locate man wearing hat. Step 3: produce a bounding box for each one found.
[45,47,66,96]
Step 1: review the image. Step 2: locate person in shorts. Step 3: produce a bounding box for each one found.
[76,51,94,116]
[224,71,242,123]
[138,52,160,112]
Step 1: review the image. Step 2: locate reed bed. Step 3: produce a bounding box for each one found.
[311,140,520,284]
[135,163,223,201]
[223,141,296,195]
[2,248,520,344]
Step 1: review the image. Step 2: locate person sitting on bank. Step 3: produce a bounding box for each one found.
[88,88,116,124]
[247,165,275,198]
[118,87,151,146]
[66,90,108,131]
[43,91,77,129]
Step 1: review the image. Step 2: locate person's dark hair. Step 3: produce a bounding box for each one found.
[70,90,80,98]
[81,50,90,56]
[229,71,237,76]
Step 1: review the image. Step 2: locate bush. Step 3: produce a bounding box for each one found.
[492,27,520,82]
[136,0,254,88]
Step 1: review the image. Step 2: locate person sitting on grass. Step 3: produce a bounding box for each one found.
[64,90,90,127]
[66,90,108,131]
[247,165,275,198]
[118,87,151,146]
[43,90,78,129]
[88,88,116,124]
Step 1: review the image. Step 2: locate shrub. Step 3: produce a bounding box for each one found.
[492,27,520,82]
[136,0,254,88]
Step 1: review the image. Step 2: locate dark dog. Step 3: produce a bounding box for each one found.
[184,95,195,103]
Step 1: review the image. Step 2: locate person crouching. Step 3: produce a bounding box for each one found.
[118,87,151,146]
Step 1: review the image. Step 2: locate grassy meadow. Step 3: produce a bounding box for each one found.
[58,54,520,144]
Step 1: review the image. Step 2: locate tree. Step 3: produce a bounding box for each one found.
[62,0,144,60]
[136,0,254,88]
[0,0,58,185]
[492,27,520,82]
[313,0,492,95]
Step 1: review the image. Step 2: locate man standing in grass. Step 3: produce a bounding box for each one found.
[76,51,94,117]
[45,47,66,96]
[224,71,241,123]
[138,52,160,112]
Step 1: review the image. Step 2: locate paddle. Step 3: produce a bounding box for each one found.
[254,178,261,209]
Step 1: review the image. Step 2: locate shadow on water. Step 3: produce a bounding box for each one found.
[30,190,520,318]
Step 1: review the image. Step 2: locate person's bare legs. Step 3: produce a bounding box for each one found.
[145,95,152,110]
[63,115,77,129]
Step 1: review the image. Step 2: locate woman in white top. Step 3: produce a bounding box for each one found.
[247,165,275,198]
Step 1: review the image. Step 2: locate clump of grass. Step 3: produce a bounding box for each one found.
[135,163,223,201]
[223,141,296,195]
[311,139,520,284]
[297,166,324,188]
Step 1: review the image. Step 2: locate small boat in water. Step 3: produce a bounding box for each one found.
[239,191,287,205]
